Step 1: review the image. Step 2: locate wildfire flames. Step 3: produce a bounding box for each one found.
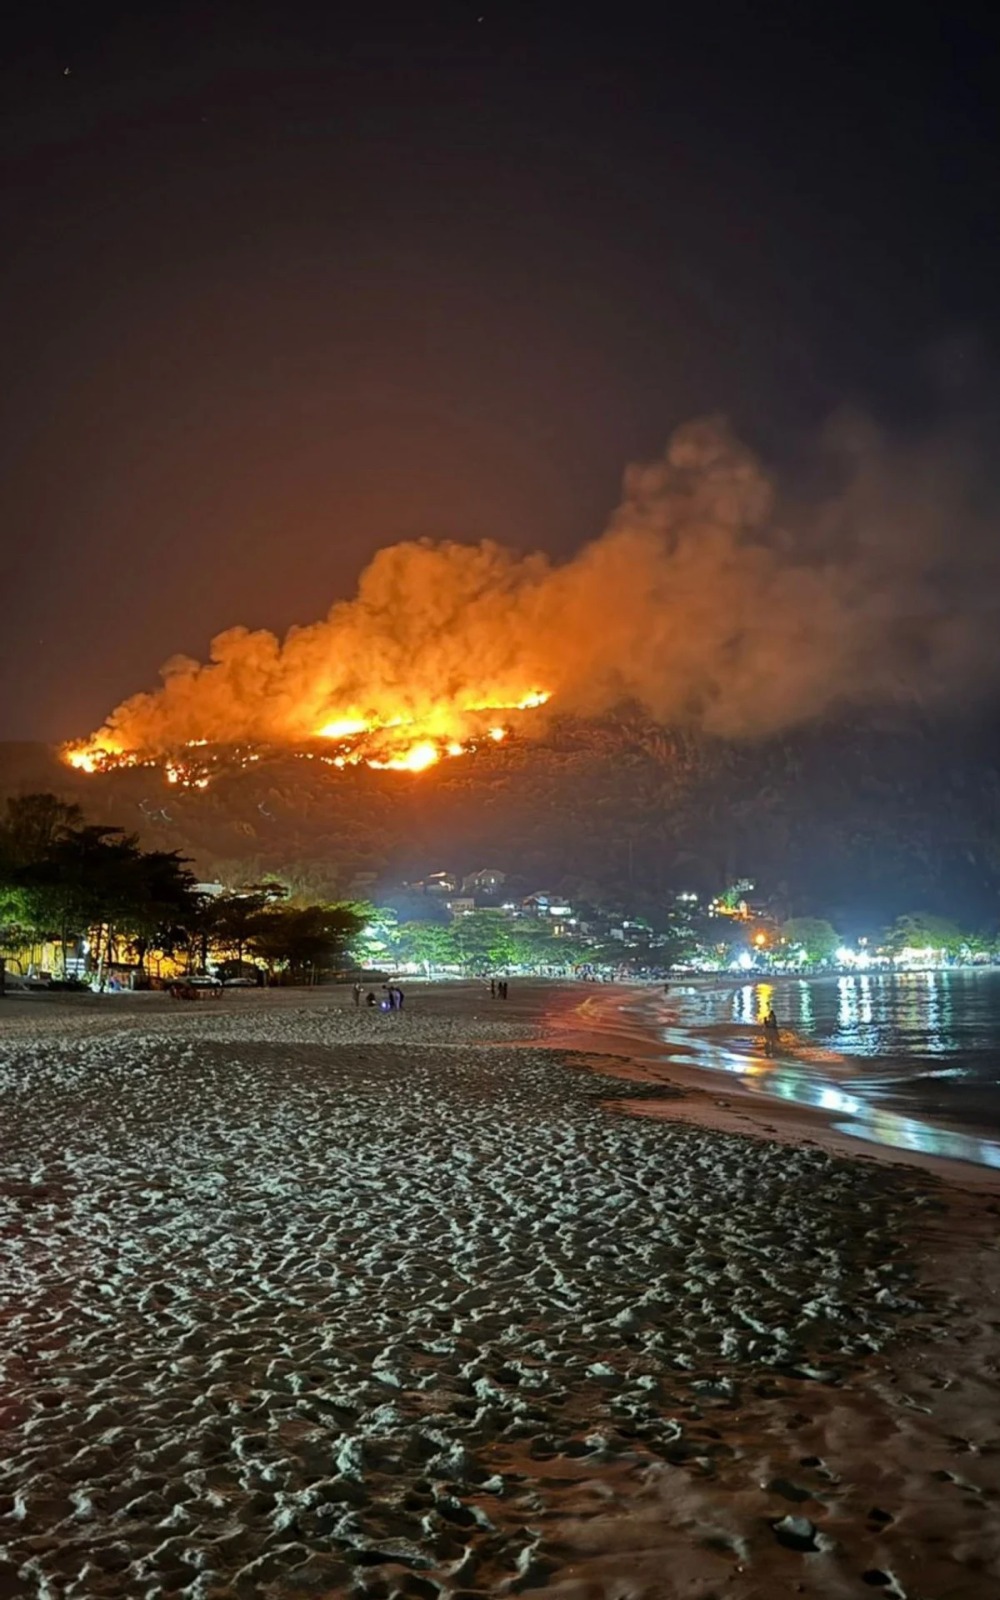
[64,692,551,785]
[61,415,979,788]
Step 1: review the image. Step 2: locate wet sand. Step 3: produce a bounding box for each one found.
[0,981,998,1597]
[549,981,1000,1186]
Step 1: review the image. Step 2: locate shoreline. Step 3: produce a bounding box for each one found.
[542,979,1000,1190]
[539,982,1000,1595]
[6,972,1000,1183]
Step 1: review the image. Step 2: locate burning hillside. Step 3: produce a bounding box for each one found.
[33,709,1000,928]
[62,415,1000,786]
[65,697,549,787]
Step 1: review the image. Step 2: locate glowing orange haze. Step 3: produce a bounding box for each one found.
[64,643,554,781]
[65,691,550,780]
[63,415,962,784]
[60,421,749,783]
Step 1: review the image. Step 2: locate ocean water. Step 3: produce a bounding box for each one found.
[655,971,1000,1169]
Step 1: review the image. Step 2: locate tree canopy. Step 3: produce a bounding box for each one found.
[0,793,365,984]
[781,917,840,965]
[0,794,200,978]
[883,913,965,956]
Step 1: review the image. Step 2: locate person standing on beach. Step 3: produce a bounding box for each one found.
[352,982,362,1007]
[490,978,496,998]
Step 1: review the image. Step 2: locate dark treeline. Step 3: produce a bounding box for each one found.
[0,794,362,985]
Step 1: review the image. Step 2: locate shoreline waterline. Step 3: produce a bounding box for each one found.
[9,972,1000,1177]
[544,978,1000,1183]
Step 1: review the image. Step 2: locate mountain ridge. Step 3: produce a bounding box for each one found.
[1,712,997,925]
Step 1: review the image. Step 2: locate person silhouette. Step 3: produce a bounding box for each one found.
[762,1005,779,1054]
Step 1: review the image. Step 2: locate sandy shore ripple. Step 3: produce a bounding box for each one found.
[0,989,991,1598]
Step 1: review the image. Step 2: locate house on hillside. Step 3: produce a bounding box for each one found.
[522,891,573,917]
[405,871,459,895]
[462,867,506,894]
[444,896,476,918]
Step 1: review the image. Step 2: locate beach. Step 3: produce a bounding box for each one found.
[0,982,998,1598]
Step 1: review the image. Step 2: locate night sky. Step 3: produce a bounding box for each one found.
[3,2,999,741]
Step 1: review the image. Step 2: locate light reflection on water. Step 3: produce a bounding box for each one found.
[650,970,1000,1169]
[830,1111,1000,1168]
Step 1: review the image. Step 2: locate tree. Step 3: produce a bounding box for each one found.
[394,921,456,975]
[7,822,136,979]
[0,799,201,983]
[204,891,272,968]
[43,828,198,984]
[716,878,755,914]
[113,849,200,976]
[656,919,700,969]
[506,918,558,969]
[249,903,363,981]
[272,861,346,903]
[348,903,400,968]
[0,795,86,969]
[884,913,965,958]
[781,917,840,965]
[449,910,516,972]
[0,793,83,866]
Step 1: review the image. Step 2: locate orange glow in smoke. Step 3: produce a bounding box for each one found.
[316,716,370,739]
[62,690,550,787]
[367,740,440,772]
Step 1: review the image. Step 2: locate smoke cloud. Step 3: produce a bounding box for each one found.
[82,416,1000,753]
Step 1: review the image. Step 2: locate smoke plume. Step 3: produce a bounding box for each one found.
[80,416,1000,754]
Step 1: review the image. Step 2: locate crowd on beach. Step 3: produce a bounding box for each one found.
[348,976,515,1012]
[352,981,406,1011]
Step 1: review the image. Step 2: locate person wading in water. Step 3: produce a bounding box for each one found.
[762,1004,779,1055]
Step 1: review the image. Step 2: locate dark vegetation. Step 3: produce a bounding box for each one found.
[0,793,361,981]
[4,709,1000,926]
